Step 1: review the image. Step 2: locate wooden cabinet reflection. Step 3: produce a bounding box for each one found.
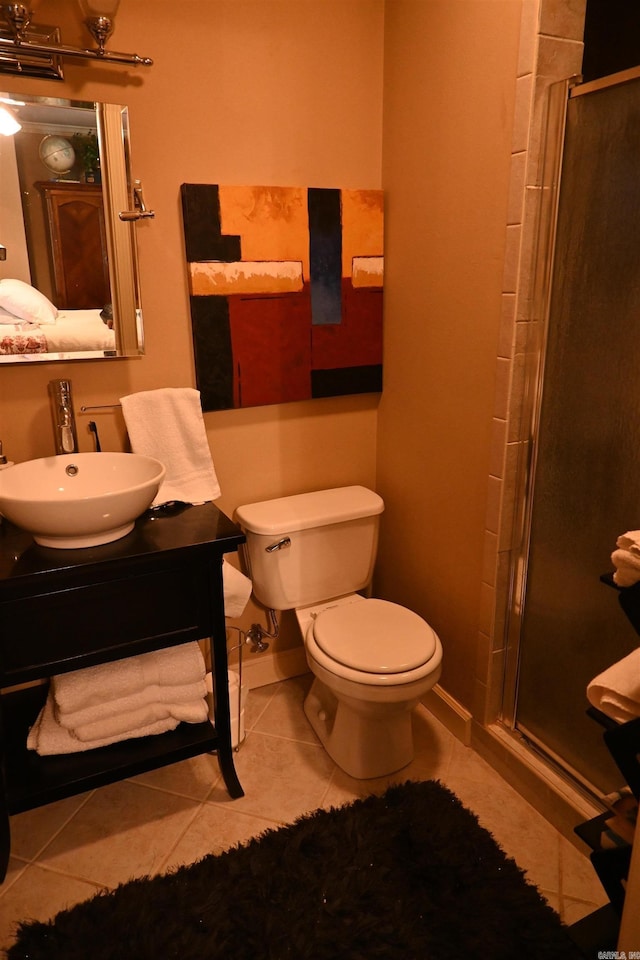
[36,181,110,310]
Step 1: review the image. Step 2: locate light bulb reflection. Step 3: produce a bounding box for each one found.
[0,104,21,137]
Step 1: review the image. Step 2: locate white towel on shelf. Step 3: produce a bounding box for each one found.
[223,559,252,618]
[54,678,206,730]
[120,387,221,506]
[27,691,180,756]
[587,649,640,724]
[611,548,640,587]
[51,642,206,716]
[71,696,208,742]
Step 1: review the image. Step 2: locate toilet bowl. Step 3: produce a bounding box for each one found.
[297,594,443,778]
[235,485,444,780]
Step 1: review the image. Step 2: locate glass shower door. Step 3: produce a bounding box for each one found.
[514,69,640,794]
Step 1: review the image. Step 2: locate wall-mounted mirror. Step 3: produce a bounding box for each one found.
[0,92,144,364]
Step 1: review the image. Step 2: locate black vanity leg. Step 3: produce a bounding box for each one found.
[0,805,8,884]
[212,646,244,798]
[218,742,244,799]
[210,558,244,799]
[0,708,10,882]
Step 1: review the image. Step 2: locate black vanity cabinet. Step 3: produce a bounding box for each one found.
[0,502,245,882]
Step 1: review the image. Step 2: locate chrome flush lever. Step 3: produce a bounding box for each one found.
[265,537,291,553]
[119,180,155,221]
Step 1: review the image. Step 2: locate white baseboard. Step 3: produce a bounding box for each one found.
[421,684,473,745]
[239,644,309,689]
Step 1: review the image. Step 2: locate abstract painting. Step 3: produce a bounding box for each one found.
[180,184,383,411]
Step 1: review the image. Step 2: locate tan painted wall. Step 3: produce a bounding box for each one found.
[1,1,525,701]
[378,1,522,708]
[0,0,383,647]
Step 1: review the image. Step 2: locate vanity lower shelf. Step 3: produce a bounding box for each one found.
[2,684,219,814]
[0,502,246,882]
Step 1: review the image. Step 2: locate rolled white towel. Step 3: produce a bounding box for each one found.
[587,649,640,724]
[616,530,640,556]
[611,548,640,587]
[54,678,206,730]
[72,696,208,742]
[51,642,206,715]
[223,559,252,618]
[27,692,179,756]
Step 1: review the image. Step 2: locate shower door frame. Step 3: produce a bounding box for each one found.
[501,75,570,730]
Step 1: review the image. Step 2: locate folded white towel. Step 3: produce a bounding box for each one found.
[587,649,640,724]
[611,548,640,587]
[223,559,252,618]
[120,387,221,506]
[617,531,640,556]
[54,678,206,730]
[51,643,206,715]
[72,696,208,742]
[27,691,179,756]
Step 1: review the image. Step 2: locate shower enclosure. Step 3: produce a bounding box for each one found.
[507,68,640,796]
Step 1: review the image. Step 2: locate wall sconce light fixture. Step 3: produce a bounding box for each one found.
[0,1,153,80]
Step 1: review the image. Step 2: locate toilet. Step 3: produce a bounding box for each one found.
[235,485,443,779]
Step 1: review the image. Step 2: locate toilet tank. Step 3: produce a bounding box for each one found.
[235,486,384,611]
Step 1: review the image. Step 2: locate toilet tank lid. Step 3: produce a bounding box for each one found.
[235,485,384,535]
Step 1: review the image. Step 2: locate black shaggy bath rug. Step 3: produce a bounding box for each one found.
[8,780,583,960]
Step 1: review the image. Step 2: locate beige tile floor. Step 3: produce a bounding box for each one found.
[0,674,608,954]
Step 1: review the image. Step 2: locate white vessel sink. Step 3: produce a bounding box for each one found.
[0,453,165,549]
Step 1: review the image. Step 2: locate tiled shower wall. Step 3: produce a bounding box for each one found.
[476,0,586,725]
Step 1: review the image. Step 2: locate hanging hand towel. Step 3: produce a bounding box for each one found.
[120,387,221,505]
[51,642,206,715]
[223,559,252,618]
[611,548,640,587]
[587,648,640,723]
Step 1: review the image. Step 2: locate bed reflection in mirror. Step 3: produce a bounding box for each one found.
[0,93,144,363]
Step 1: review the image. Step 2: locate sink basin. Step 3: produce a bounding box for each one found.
[0,453,166,549]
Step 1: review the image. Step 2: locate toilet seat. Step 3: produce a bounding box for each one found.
[306,597,442,686]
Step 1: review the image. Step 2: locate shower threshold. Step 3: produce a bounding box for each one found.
[471,719,604,847]
[515,721,608,805]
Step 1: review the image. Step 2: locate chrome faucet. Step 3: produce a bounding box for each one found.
[48,379,78,455]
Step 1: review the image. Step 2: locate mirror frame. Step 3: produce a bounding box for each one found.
[0,92,144,364]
